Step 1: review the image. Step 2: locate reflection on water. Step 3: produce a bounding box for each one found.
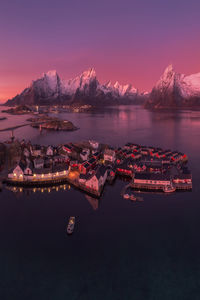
[1,105,200,151]
[6,184,71,195]
[1,105,200,298]
[6,184,100,210]
[85,194,99,210]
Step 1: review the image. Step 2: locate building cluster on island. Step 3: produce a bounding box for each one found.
[6,139,192,196]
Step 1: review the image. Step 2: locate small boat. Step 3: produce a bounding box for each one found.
[123,193,130,199]
[67,217,75,234]
[130,194,136,201]
[163,185,176,193]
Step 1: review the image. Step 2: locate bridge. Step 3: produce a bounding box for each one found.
[0,123,32,132]
[0,122,46,140]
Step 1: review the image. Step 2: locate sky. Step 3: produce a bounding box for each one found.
[0,0,200,102]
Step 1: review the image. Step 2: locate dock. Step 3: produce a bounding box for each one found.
[131,182,192,191]
[5,176,102,198]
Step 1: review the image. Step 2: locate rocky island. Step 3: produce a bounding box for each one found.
[27,116,78,131]
[2,105,33,115]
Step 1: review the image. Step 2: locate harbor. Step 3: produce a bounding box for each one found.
[0,138,192,198]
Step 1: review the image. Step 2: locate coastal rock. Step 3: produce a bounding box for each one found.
[2,105,33,115]
[29,116,78,131]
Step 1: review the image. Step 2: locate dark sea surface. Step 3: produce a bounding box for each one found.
[0,106,200,299]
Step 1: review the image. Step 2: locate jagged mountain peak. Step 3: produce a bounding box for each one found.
[31,69,61,95]
[163,64,174,75]
[81,68,96,79]
[147,65,200,109]
[105,80,112,87]
[43,70,58,77]
[155,64,178,91]
[5,67,142,106]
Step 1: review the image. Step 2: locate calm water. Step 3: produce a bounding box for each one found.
[0,106,200,299]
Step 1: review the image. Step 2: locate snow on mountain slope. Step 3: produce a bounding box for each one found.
[181,73,200,97]
[154,64,200,98]
[100,80,137,97]
[62,68,98,95]
[32,70,62,97]
[5,67,142,106]
[147,64,200,108]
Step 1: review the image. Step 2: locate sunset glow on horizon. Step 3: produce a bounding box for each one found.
[1,0,200,102]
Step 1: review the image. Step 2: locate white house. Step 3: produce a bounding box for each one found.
[80,151,89,161]
[84,166,107,192]
[8,162,69,182]
[24,164,33,176]
[89,140,99,150]
[34,158,44,169]
[79,172,93,184]
[31,145,42,157]
[8,162,26,180]
[23,163,34,180]
[104,149,116,163]
[46,146,54,156]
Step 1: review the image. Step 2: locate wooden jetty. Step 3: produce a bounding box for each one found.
[131,182,192,191]
[5,176,102,198]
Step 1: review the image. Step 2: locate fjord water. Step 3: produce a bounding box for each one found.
[0,106,200,299]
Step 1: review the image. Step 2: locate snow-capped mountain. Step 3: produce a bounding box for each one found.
[6,68,143,106]
[146,65,200,109]
[62,68,97,95]
[99,80,137,97]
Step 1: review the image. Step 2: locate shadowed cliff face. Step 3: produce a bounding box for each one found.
[145,65,200,109]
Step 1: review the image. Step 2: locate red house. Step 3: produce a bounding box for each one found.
[63,144,73,153]
[80,162,91,174]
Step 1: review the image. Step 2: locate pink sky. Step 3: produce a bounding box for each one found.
[1,0,200,102]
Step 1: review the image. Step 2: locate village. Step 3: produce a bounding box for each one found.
[0,139,192,197]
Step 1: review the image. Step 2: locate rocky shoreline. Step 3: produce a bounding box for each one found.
[2,105,33,115]
[27,116,78,131]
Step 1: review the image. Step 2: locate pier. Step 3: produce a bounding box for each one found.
[131,182,192,191]
[5,176,102,198]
